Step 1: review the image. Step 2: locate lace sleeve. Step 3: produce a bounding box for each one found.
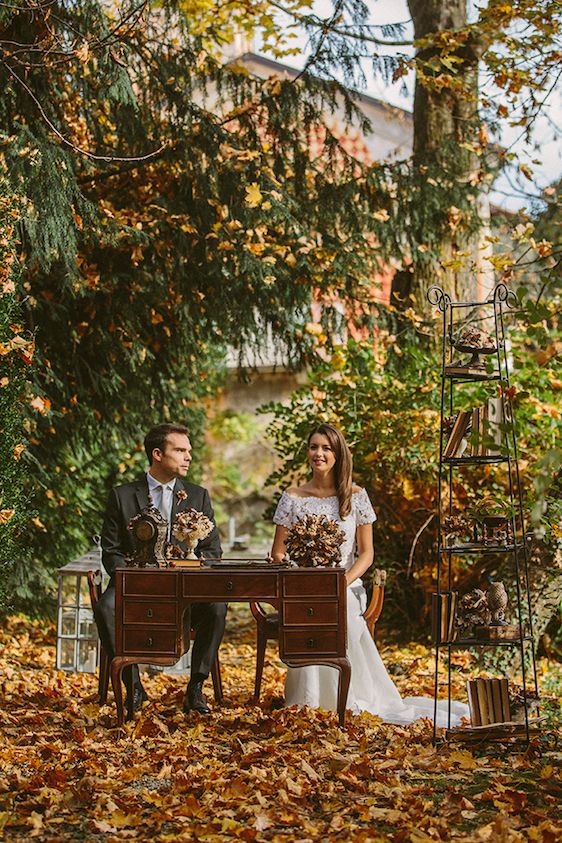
[273,491,294,527]
[354,488,377,525]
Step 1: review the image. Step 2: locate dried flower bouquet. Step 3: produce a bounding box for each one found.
[285,514,345,567]
[169,508,213,558]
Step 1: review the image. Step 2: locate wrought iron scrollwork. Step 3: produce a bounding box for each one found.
[493,283,518,308]
[427,285,452,312]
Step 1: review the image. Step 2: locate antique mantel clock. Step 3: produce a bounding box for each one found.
[127,497,168,567]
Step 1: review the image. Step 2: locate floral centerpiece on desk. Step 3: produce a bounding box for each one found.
[166,508,213,565]
[285,514,345,567]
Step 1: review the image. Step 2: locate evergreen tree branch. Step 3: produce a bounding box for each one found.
[2,60,169,162]
[267,0,413,47]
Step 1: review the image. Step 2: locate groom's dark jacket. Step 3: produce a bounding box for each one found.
[101,475,222,579]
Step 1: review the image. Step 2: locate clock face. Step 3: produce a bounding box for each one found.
[133,519,156,542]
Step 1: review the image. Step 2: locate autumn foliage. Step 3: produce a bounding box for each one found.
[0,0,560,622]
[1,609,561,841]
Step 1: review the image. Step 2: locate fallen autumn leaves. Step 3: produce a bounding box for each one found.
[0,611,560,842]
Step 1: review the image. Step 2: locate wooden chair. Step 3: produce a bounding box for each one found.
[249,568,387,700]
[87,570,223,705]
[363,569,387,637]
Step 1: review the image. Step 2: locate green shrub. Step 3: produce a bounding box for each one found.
[260,305,561,641]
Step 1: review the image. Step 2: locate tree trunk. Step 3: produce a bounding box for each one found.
[392,0,482,314]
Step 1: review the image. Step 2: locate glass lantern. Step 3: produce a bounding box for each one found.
[56,546,104,673]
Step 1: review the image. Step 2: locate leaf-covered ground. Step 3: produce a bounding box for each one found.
[1,609,560,842]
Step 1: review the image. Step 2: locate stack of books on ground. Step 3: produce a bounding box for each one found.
[432,591,457,643]
[443,398,503,460]
[466,677,511,727]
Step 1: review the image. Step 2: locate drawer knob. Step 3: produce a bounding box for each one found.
[225,581,234,592]
[147,609,153,618]
[306,638,316,649]
[147,637,153,647]
[307,607,314,617]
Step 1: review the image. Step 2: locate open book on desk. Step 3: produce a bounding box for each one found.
[201,557,280,568]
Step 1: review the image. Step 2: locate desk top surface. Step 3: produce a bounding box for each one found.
[119,563,345,573]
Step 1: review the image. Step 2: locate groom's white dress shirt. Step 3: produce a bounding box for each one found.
[147,472,175,537]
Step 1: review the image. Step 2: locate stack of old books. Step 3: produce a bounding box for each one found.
[466,677,511,726]
[443,398,503,460]
[432,591,458,643]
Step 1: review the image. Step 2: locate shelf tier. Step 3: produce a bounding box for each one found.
[443,455,507,465]
[442,719,544,744]
[444,723,541,744]
[440,542,525,555]
[443,371,500,382]
[435,635,532,648]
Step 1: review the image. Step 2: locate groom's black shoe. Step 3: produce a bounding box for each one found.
[183,680,211,715]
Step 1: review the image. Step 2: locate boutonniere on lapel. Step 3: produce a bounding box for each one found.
[176,489,188,503]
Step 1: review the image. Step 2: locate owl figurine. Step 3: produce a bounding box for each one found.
[486,580,509,625]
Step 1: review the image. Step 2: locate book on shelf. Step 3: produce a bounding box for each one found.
[444,402,503,460]
[491,679,502,724]
[470,407,480,456]
[431,591,458,643]
[475,678,490,725]
[487,396,503,453]
[466,680,481,726]
[467,677,510,726]
[485,679,495,723]
[443,411,472,459]
[448,590,457,642]
[499,677,510,722]
[478,404,488,457]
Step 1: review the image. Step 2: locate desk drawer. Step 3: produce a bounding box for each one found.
[122,571,177,597]
[283,600,339,626]
[282,628,339,657]
[123,601,176,625]
[184,572,278,600]
[122,627,178,656]
[282,571,341,598]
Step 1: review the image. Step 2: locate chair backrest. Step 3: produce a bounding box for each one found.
[87,570,103,608]
[363,569,387,637]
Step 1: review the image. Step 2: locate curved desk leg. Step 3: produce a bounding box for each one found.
[111,657,138,725]
[334,657,351,727]
[283,656,351,728]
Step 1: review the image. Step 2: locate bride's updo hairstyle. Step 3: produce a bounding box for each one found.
[308,423,353,519]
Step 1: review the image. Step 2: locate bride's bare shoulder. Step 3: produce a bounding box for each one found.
[285,485,309,498]
[352,484,364,494]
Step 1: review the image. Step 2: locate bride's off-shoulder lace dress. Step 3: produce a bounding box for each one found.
[274,489,468,727]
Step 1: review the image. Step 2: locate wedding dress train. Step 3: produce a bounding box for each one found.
[274,490,469,727]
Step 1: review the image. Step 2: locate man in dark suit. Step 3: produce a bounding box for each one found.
[94,422,226,717]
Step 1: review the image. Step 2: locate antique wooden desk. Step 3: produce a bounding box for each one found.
[112,565,350,726]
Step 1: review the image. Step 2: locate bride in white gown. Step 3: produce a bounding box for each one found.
[271,423,468,728]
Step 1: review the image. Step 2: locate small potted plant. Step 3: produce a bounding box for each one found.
[472,497,514,546]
